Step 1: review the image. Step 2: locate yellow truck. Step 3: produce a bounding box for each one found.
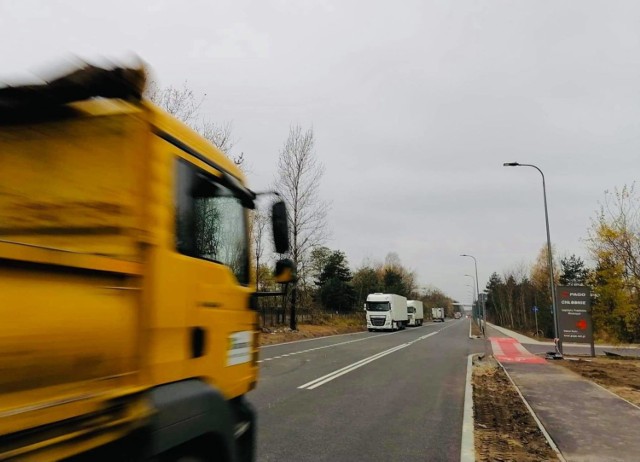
[0,65,291,461]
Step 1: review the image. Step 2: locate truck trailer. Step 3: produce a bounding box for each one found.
[365,293,408,331]
[432,307,446,322]
[407,300,424,326]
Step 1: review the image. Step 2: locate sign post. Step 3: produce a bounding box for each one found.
[532,306,539,337]
[556,286,595,357]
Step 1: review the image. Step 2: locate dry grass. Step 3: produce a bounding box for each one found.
[258,311,366,346]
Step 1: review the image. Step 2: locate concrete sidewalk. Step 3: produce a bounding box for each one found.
[486,325,640,462]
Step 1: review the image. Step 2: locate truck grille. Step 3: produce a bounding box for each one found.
[371,317,386,326]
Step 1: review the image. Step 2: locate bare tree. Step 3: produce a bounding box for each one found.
[146,81,244,167]
[198,120,236,154]
[275,124,329,275]
[146,80,203,125]
[275,125,329,329]
[250,206,269,290]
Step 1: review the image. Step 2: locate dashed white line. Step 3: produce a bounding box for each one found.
[259,329,403,362]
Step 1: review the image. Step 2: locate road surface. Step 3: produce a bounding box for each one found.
[249,318,483,461]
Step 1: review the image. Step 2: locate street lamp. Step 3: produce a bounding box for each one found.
[503,162,561,354]
[465,284,474,309]
[460,254,483,333]
[464,274,476,317]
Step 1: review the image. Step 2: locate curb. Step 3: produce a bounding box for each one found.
[468,318,482,339]
[496,359,566,462]
[460,353,476,462]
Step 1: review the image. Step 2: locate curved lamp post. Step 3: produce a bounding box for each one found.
[503,162,561,353]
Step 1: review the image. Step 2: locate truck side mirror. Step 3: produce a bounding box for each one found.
[274,258,296,284]
[272,200,289,254]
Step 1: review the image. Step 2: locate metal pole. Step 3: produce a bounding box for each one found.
[503,162,561,354]
[461,254,483,336]
[465,285,475,320]
[290,283,297,331]
[535,308,539,337]
[464,275,477,322]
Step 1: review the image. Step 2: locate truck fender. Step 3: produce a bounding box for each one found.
[144,379,237,459]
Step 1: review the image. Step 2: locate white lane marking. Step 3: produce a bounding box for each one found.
[298,344,409,390]
[260,329,404,362]
[298,330,440,390]
[260,322,441,350]
[260,329,371,348]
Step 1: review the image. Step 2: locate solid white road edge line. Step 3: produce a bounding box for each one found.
[260,329,371,348]
[496,360,567,462]
[460,354,475,462]
[298,329,444,390]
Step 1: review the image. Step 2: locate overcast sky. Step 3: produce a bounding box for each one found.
[2,0,639,304]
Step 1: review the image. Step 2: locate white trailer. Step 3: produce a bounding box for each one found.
[365,293,408,331]
[431,307,445,322]
[407,300,424,326]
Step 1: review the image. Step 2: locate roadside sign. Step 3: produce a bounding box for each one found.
[556,285,595,356]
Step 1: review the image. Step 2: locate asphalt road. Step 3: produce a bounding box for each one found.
[248,318,484,462]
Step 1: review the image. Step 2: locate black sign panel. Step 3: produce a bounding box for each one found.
[556,285,593,344]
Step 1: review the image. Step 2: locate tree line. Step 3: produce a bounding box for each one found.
[485,183,640,343]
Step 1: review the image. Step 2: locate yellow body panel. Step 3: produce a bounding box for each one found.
[0,98,258,459]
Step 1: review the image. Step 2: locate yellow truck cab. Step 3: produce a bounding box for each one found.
[0,65,290,461]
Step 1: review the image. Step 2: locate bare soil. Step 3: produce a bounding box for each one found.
[259,324,366,346]
[470,319,483,337]
[556,356,640,407]
[473,357,558,461]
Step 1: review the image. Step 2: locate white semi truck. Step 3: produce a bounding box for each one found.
[407,300,424,326]
[432,307,445,322]
[365,293,408,331]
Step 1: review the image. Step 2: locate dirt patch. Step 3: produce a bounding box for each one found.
[473,357,558,461]
[470,319,483,337]
[556,356,640,407]
[259,324,366,346]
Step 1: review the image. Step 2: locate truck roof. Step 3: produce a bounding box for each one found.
[0,63,245,184]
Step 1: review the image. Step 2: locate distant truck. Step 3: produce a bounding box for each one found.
[366,293,408,331]
[407,300,424,326]
[432,307,445,322]
[454,312,462,319]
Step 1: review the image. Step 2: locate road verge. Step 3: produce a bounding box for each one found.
[472,355,560,461]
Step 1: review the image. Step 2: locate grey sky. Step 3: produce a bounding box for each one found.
[2,0,639,304]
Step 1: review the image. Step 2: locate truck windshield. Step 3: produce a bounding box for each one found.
[408,307,415,313]
[366,302,390,311]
